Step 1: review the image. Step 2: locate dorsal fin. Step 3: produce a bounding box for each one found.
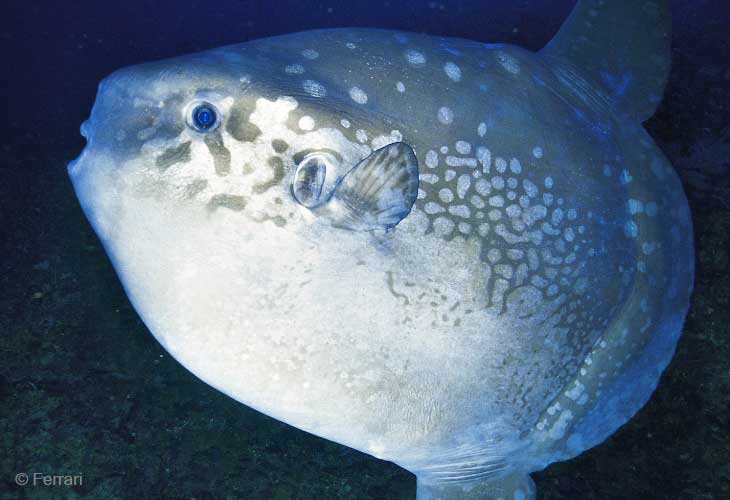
[540,0,671,122]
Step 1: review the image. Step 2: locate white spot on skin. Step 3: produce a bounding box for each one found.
[425,150,439,168]
[478,122,487,137]
[475,179,491,196]
[443,61,462,81]
[302,80,326,97]
[506,205,521,218]
[628,199,644,214]
[439,188,454,203]
[457,175,471,199]
[446,156,477,167]
[424,202,445,214]
[495,158,507,173]
[302,49,319,59]
[396,81,406,93]
[433,217,455,236]
[356,129,368,143]
[349,87,368,104]
[340,119,351,128]
[371,133,396,151]
[489,195,505,207]
[455,141,471,154]
[249,96,298,128]
[565,381,585,400]
[449,205,471,218]
[438,107,454,125]
[532,147,543,158]
[298,116,315,131]
[405,50,426,65]
[547,402,561,416]
[545,177,554,189]
[285,64,304,74]
[345,42,356,49]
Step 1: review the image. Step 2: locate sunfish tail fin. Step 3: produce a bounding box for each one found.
[540,0,671,122]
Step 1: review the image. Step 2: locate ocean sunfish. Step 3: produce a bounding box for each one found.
[68,0,694,498]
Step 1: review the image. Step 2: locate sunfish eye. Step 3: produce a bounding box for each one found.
[187,102,219,132]
[292,155,328,208]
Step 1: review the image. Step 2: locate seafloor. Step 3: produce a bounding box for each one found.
[2,3,729,500]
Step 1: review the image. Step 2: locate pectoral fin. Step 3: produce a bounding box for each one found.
[326,142,419,231]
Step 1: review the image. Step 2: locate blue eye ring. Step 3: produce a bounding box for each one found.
[187,101,220,132]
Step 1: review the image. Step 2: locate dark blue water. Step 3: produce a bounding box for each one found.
[2,1,729,499]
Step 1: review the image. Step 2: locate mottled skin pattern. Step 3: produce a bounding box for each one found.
[68,2,693,499]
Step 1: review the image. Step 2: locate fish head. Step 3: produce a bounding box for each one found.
[69,45,419,250]
[66,44,438,441]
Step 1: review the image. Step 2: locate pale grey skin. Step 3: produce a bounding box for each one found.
[68,1,694,498]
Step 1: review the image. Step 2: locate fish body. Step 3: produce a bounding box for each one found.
[69,1,694,498]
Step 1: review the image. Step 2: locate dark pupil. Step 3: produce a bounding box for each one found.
[194,105,216,129]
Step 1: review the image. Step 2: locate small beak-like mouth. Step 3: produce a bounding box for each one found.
[68,120,90,177]
[80,120,90,139]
